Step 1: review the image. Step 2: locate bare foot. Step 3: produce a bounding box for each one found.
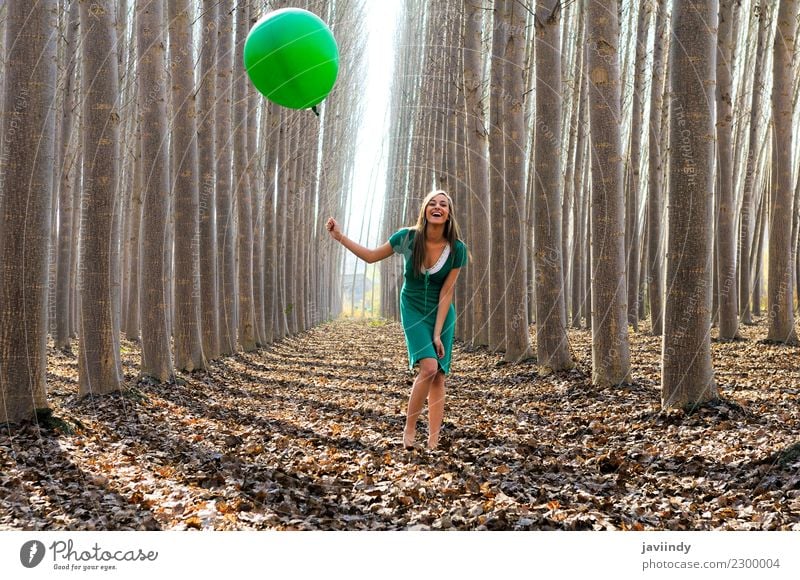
[403,429,416,450]
[427,433,439,450]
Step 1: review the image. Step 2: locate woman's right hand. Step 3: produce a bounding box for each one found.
[325,217,342,241]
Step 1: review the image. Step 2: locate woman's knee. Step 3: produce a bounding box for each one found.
[417,358,439,381]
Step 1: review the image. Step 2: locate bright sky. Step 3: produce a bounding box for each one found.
[346,0,401,247]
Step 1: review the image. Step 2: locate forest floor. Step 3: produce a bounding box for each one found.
[1,317,799,531]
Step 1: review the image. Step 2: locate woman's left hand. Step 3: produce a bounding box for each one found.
[433,335,444,359]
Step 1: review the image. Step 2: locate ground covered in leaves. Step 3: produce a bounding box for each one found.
[2,317,799,531]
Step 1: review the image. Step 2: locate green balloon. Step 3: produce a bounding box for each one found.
[244,8,339,110]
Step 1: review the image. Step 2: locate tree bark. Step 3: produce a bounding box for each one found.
[198,0,219,359]
[626,1,649,330]
[464,0,491,347]
[766,0,799,343]
[234,3,256,351]
[168,0,207,370]
[739,5,771,325]
[585,0,631,386]
[662,0,718,409]
[216,0,237,355]
[0,0,57,422]
[533,1,571,370]
[77,0,123,396]
[55,0,80,350]
[716,0,740,339]
[647,0,668,336]
[501,0,534,362]
[136,0,174,381]
[488,0,508,353]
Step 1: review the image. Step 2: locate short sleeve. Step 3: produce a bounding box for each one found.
[453,240,468,268]
[389,228,414,257]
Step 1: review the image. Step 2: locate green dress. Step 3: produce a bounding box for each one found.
[389,227,468,375]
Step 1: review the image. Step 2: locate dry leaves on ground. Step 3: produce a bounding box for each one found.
[1,317,799,530]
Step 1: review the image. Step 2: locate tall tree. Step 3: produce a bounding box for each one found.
[198,0,219,359]
[662,0,718,409]
[626,1,649,330]
[463,0,491,346]
[0,0,57,422]
[766,0,799,344]
[533,1,572,370]
[739,4,771,325]
[234,3,256,351]
[487,0,508,353]
[216,0,237,355]
[571,63,589,329]
[167,0,207,370]
[55,0,80,351]
[136,0,174,381]
[503,0,533,362]
[647,0,668,335]
[585,0,631,386]
[716,0,740,339]
[77,0,123,396]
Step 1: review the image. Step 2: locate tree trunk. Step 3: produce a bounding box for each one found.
[78,0,123,396]
[647,0,668,336]
[766,0,799,344]
[533,1,571,370]
[136,0,174,381]
[216,0,237,355]
[662,0,718,409]
[464,0,491,347]
[716,0,740,339]
[125,134,142,341]
[488,0,507,353]
[263,101,279,343]
[752,182,766,316]
[585,0,631,386]
[198,0,219,359]
[0,0,57,422]
[234,3,256,351]
[571,75,588,329]
[55,0,80,351]
[168,0,207,370]
[501,0,534,362]
[626,1,649,330]
[739,5,771,325]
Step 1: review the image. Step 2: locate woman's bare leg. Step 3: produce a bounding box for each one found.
[404,358,438,448]
[427,371,446,449]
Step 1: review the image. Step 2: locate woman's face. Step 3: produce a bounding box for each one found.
[425,194,450,226]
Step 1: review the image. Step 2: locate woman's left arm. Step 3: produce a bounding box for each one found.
[433,267,461,358]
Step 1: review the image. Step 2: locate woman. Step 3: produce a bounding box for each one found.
[326,190,468,450]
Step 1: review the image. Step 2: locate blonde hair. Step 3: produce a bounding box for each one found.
[411,190,462,277]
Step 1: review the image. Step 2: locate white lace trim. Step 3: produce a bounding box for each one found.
[424,243,450,275]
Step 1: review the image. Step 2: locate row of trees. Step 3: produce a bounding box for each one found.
[0,0,364,424]
[380,0,800,407]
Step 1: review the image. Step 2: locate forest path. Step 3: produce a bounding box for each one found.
[1,318,799,530]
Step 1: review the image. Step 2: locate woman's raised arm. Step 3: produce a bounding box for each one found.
[326,217,394,264]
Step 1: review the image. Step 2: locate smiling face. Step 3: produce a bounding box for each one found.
[425,193,450,226]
